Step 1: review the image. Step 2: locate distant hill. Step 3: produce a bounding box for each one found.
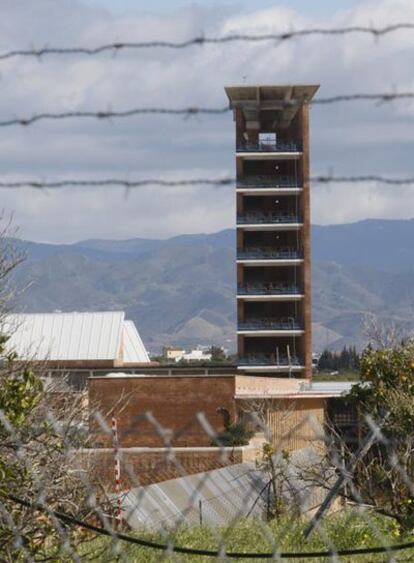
[10,219,414,353]
[312,219,414,269]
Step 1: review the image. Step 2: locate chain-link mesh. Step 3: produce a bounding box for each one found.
[2,368,414,562]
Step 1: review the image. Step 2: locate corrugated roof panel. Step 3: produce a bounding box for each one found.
[121,463,269,530]
[68,312,82,359]
[300,381,355,396]
[53,314,65,358]
[108,311,124,361]
[3,311,126,361]
[123,320,150,363]
[76,313,93,360]
[121,450,328,531]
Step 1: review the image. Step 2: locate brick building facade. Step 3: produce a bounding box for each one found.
[89,374,237,448]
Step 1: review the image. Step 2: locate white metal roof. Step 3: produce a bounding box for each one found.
[298,381,356,396]
[235,377,356,399]
[123,320,150,364]
[3,311,150,364]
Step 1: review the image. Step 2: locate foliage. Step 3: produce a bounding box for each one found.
[212,407,254,447]
[208,345,229,363]
[0,338,42,428]
[318,345,360,372]
[256,442,291,519]
[0,227,108,561]
[213,420,254,447]
[0,335,42,523]
[348,340,414,530]
[357,341,414,395]
[0,330,100,560]
[82,509,403,562]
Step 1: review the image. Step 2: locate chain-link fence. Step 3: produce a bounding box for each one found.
[2,360,414,562]
[1,10,414,562]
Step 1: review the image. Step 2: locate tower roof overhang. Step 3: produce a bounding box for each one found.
[224,84,320,129]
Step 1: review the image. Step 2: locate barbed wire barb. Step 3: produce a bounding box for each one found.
[0,23,413,61]
[0,175,413,190]
[1,92,413,128]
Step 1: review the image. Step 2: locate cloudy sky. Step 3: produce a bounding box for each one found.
[0,0,413,243]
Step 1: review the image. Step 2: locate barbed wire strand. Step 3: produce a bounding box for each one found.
[0,176,413,190]
[313,93,414,105]
[311,175,414,186]
[0,107,229,128]
[0,23,413,61]
[1,93,413,128]
[7,494,414,559]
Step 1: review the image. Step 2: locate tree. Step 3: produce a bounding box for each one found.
[347,340,414,531]
[0,224,108,561]
[211,407,254,447]
[209,346,229,363]
[318,346,360,372]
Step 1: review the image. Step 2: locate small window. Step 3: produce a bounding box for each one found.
[259,132,276,146]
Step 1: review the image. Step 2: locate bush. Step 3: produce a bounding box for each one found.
[212,420,254,447]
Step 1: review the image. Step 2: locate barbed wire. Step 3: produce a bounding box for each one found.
[1,93,413,128]
[0,107,230,128]
[0,175,413,190]
[310,175,414,186]
[312,92,414,105]
[0,23,413,61]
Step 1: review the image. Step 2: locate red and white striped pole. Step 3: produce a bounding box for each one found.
[111,415,122,527]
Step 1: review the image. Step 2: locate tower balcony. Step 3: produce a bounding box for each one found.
[237,213,303,231]
[236,141,302,160]
[237,247,303,266]
[238,353,305,373]
[238,318,304,336]
[237,176,302,195]
[237,283,303,301]
[237,176,299,188]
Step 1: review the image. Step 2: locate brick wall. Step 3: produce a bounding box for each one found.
[81,446,260,488]
[89,375,236,448]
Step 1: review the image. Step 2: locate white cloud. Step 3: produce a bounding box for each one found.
[311,183,414,225]
[0,0,413,242]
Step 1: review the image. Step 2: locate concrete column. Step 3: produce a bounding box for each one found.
[300,104,313,379]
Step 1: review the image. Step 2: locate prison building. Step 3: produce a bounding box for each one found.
[225,84,319,378]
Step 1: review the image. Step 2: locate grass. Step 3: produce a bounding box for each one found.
[313,370,360,382]
[78,509,412,562]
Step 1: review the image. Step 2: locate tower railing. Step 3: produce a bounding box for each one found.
[237,213,302,224]
[237,247,303,260]
[237,283,302,295]
[236,141,301,153]
[238,354,303,366]
[238,318,303,331]
[236,175,299,188]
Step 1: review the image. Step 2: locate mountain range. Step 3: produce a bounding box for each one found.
[9,219,414,353]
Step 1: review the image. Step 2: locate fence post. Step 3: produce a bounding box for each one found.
[266,481,271,520]
[112,415,122,528]
[199,499,203,527]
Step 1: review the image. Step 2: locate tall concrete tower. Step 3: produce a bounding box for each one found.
[225,84,319,378]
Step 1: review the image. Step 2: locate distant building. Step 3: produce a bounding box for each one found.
[178,349,212,362]
[163,346,185,361]
[4,311,154,389]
